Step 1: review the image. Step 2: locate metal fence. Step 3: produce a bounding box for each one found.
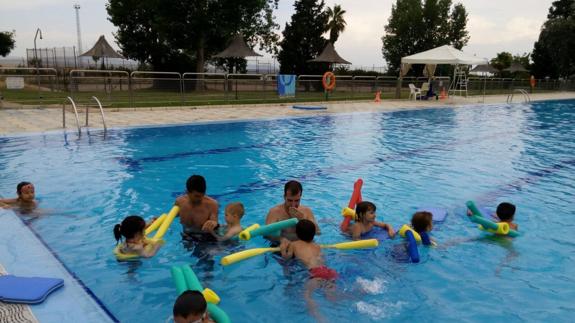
[1,68,574,108]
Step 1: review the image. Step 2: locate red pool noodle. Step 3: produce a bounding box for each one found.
[341,179,363,232]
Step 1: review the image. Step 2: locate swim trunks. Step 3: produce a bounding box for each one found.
[309,266,338,280]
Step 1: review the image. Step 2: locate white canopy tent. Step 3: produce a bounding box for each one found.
[400,45,488,98]
[401,45,487,66]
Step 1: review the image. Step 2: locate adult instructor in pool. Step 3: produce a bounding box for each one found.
[265,180,321,242]
[175,175,219,241]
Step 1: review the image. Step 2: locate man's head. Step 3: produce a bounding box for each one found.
[173,290,208,323]
[295,219,316,242]
[16,182,35,202]
[411,211,433,233]
[186,175,206,204]
[283,180,303,209]
[496,202,516,222]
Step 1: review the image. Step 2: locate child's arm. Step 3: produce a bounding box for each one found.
[350,223,363,240]
[0,198,18,207]
[215,226,243,242]
[375,221,395,238]
[139,240,164,258]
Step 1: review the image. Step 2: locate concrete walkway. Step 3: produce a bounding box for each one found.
[1,92,574,136]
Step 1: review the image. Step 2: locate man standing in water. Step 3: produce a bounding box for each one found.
[176,175,219,241]
[265,180,320,242]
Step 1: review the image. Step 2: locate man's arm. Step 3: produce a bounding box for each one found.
[202,198,219,231]
[264,209,282,242]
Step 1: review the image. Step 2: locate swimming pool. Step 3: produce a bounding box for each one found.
[1,100,574,322]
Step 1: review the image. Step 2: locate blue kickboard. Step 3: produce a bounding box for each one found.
[360,226,390,240]
[417,207,448,223]
[292,105,327,110]
[0,275,64,304]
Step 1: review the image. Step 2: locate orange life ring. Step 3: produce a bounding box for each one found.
[322,72,336,91]
[530,75,536,88]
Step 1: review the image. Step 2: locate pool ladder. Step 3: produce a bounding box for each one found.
[62,96,107,135]
[506,89,531,103]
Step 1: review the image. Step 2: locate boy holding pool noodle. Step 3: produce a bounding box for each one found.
[467,202,519,232]
[348,201,396,240]
[207,202,244,241]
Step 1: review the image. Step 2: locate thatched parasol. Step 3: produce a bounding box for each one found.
[308,42,351,64]
[503,63,528,73]
[79,35,124,59]
[213,35,262,58]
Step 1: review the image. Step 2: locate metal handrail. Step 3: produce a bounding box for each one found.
[85,96,107,132]
[506,89,531,103]
[62,96,81,135]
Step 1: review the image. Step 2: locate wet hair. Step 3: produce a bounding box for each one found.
[113,215,146,242]
[355,201,376,222]
[17,182,32,195]
[284,180,303,196]
[296,219,316,242]
[186,175,206,194]
[226,202,244,218]
[173,290,206,319]
[411,211,433,233]
[496,202,516,221]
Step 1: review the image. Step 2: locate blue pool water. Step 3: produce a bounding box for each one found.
[1,100,575,322]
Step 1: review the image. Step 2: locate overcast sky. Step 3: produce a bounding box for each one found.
[0,0,554,68]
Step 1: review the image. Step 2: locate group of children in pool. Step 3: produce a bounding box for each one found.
[1,179,518,323]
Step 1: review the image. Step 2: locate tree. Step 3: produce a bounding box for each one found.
[381,0,469,74]
[532,0,575,78]
[490,52,513,71]
[325,4,347,43]
[107,0,279,72]
[0,31,16,57]
[277,0,329,75]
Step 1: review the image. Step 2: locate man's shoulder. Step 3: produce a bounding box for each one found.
[299,205,314,215]
[204,195,218,205]
[175,195,188,205]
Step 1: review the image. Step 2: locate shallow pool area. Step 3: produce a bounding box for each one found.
[1,100,574,322]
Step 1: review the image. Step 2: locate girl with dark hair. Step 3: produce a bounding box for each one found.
[113,215,163,258]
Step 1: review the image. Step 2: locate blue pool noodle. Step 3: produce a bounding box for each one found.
[405,230,420,263]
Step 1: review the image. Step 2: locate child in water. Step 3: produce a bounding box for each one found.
[208,202,244,241]
[495,202,518,231]
[173,290,214,323]
[0,182,37,211]
[113,215,163,258]
[349,201,395,240]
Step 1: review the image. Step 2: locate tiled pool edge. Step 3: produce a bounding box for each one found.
[0,210,118,322]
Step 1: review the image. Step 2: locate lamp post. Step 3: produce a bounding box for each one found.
[34,28,43,97]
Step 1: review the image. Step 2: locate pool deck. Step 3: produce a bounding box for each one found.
[0,210,117,322]
[0,92,574,136]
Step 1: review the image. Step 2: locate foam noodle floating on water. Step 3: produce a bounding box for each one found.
[239,218,298,240]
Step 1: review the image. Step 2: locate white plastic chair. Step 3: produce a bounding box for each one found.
[408,83,421,100]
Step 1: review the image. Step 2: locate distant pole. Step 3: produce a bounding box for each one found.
[74,4,83,56]
[34,28,43,98]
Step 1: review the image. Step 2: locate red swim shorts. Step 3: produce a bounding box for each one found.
[309,266,338,280]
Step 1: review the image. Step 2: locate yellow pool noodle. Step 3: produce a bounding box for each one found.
[237,223,260,240]
[480,222,510,235]
[202,288,220,304]
[221,247,280,266]
[399,224,422,243]
[321,239,379,250]
[144,213,167,236]
[221,239,379,266]
[152,206,180,240]
[341,207,357,220]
